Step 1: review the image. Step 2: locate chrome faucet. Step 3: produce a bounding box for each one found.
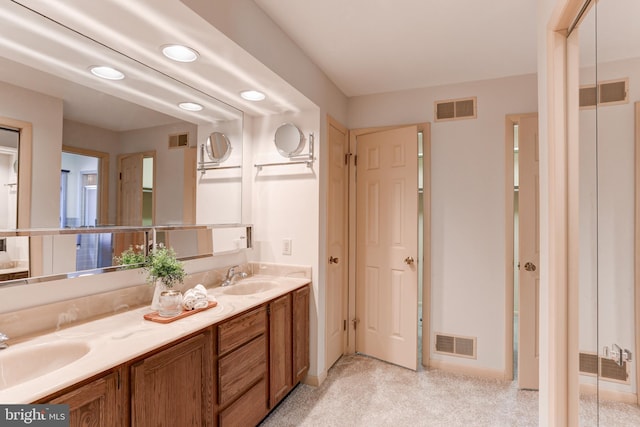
[221,265,247,287]
[0,332,8,349]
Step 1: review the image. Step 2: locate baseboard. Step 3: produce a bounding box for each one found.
[580,383,638,404]
[303,370,327,387]
[428,359,506,381]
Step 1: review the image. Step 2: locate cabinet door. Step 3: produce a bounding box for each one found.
[269,294,292,407]
[293,285,310,383]
[131,332,212,426]
[49,371,120,427]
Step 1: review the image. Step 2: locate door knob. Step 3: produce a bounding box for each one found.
[329,256,339,264]
[404,256,415,265]
[524,261,537,272]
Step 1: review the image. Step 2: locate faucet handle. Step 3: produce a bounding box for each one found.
[0,332,8,349]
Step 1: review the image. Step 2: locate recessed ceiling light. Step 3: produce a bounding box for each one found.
[161,44,199,63]
[240,90,266,101]
[178,102,203,111]
[90,66,125,80]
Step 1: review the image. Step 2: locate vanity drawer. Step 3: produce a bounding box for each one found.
[218,377,268,427]
[218,305,267,354]
[218,334,267,406]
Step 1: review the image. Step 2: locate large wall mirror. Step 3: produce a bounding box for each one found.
[0,0,243,230]
[0,1,245,287]
[574,0,640,422]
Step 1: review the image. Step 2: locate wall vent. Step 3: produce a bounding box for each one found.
[168,132,189,148]
[434,97,477,122]
[578,352,629,383]
[435,333,476,359]
[579,78,628,109]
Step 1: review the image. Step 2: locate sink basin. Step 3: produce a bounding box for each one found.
[0,341,90,389]
[222,280,280,295]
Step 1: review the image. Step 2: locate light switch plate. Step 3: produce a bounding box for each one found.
[282,238,292,255]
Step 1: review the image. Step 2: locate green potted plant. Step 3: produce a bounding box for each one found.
[145,246,186,311]
[114,246,147,269]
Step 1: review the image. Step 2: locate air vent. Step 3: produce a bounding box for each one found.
[435,333,476,359]
[434,97,477,122]
[600,358,629,383]
[578,352,629,383]
[168,132,189,148]
[579,352,598,375]
[579,78,628,109]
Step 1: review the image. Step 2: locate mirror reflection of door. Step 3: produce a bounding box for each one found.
[0,127,19,229]
[117,151,154,226]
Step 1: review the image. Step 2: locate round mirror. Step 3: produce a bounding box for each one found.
[205,132,232,163]
[274,123,304,157]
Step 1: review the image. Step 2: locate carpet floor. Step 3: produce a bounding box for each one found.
[260,354,640,426]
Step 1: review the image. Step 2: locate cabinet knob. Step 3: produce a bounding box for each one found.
[329,256,339,264]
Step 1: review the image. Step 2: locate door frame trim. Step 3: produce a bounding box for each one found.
[0,116,32,228]
[347,123,430,366]
[63,145,109,226]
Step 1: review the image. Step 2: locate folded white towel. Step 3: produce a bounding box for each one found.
[193,298,208,310]
[182,285,212,310]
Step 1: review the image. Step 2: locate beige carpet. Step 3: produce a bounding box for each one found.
[260,354,640,427]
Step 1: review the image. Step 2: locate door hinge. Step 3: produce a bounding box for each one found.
[116,370,121,390]
[354,155,358,167]
[119,172,122,180]
[352,318,359,330]
[343,319,347,331]
[267,305,271,315]
[345,152,353,165]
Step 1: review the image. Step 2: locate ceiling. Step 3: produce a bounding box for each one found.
[254,0,539,97]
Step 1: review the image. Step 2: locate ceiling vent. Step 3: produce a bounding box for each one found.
[578,352,629,383]
[168,132,189,149]
[579,78,628,108]
[435,333,476,359]
[434,97,477,122]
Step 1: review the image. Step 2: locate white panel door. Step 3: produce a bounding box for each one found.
[118,153,143,226]
[326,117,349,369]
[518,115,540,390]
[356,125,418,370]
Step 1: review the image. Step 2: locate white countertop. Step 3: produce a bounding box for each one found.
[0,275,310,404]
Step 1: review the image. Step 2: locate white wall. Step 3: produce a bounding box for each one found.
[348,74,538,373]
[196,119,244,224]
[247,109,322,378]
[119,121,197,225]
[0,81,63,228]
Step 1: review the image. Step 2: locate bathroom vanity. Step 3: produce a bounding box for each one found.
[1,276,310,427]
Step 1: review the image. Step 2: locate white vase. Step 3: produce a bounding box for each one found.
[151,280,167,311]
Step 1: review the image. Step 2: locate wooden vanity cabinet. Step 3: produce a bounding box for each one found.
[216,305,268,427]
[35,284,310,427]
[130,329,213,427]
[46,369,124,427]
[269,294,293,406]
[292,285,310,383]
[268,284,310,408]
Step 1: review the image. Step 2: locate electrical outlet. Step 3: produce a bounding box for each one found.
[282,238,292,255]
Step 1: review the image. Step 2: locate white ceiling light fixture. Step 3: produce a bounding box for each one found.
[90,66,125,80]
[161,44,199,62]
[178,102,203,111]
[240,90,266,101]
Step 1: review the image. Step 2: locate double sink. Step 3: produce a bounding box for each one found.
[0,277,288,397]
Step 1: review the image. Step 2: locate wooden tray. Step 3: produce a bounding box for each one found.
[144,300,218,324]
